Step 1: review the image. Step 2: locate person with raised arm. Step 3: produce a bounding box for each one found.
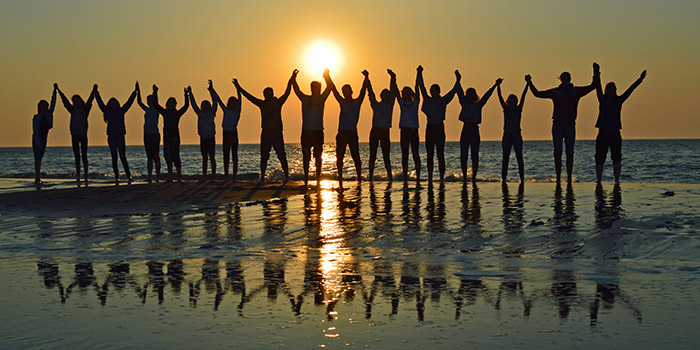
[456,76,502,184]
[135,82,161,183]
[188,81,218,182]
[417,68,460,183]
[526,63,599,184]
[497,78,529,183]
[211,79,242,182]
[394,66,422,183]
[367,69,398,181]
[56,84,95,183]
[233,72,294,182]
[94,83,137,183]
[292,68,333,186]
[153,85,189,182]
[593,66,646,183]
[325,69,369,184]
[32,84,58,185]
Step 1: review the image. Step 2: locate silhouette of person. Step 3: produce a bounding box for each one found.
[394,67,422,183]
[497,79,529,183]
[456,77,502,183]
[417,68,460,183]
[594,67,646,183]
[233,72,295,182]
[153,85,190,182]
[367,70,398,181]
[292,68,333,186]
[135,82,161,183]
[326,69,369,184]
[211,79,242,182]
[188,81,218,182]
[526,63,599,184]
[56,84,95,183]
[94,83,137,183]
[32,84,57,185]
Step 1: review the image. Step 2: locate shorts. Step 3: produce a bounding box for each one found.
[460,125,480,162]
[144,133,160,160]
[163,136,181,166]
[301,130,324,157]
[32,131,49,160]
[336,130,359,153]
[595,130,622,164]
[200,137,215,157]
[552,123,576,159]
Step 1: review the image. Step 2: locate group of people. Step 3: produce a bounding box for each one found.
[31,63,646,186]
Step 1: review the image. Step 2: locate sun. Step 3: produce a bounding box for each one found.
[303,40,342,77]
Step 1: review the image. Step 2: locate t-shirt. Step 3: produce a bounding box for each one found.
[421,96,451,124]
[458,102,485,124]
[503,108,522,133]
[300,95,326,131]
[190,94,218,138]
[222,108,241,131]
[259,99,285,133]
[337,98,363,131]
[398,99,419,128]
[370,99,393,128]
[143,108,160,135]
[161,109,186,138]
[537,84,595,125]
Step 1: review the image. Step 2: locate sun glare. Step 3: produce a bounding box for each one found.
[303,40,342,77]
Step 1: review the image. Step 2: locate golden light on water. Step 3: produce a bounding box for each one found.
[303,40,342,78]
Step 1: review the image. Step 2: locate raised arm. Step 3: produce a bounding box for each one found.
[578,62,601,97]
[94,85,106,112]
[441,70,460,105]
[414,66,421,103]
[278,72,294,105]
[388,69,400,103]
[594,64,604,101]
[188,86,201,115]
[496,83,507,109]
[620,70,646,102]
[85,86,96,114]
[416,66,428,100]
[525,75,548,98]
[152,85,166,114]
[207,80,218,114]
[177,88,190,116]
[518,82,529,109]
[120,84,137,113]
[210,82,226,110]
[356,70,369,103]
[321,68,333,101]
[49,84,58,113]
[290,69,306,100]
[324,70,342,103]
[136,82,148,111]
[479,79,502,106]
[233,79,263,107]
[56,85,72,111]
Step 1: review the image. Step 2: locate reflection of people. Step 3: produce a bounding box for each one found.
[551,269,577,319]
[594,182,623,230]
[292,69,332,185]
[154,85,190,182]
[65,262,100,302]
[135,82,161,183]
[233,72,294,182]
[456,77,501,183]
[593,67,646,183]
[367,70,398,181]
[56,84,94,183]
[326,69,369,183]
[32,85,57,185]
[211,80,242,182]
[497,80,528,183]
[527,63,598,184]
[37,261,65,303]
[395,67,422,183]
[417,68,460,182]
[589,260,642,328]
[188,81,218,182]
[95,83,137,183]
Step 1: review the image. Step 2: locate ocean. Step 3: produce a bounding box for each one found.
[2,139,700,183]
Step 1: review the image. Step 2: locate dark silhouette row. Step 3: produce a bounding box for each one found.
[32,64,645,185]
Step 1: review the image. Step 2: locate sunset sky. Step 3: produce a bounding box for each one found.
[1,0,699,147]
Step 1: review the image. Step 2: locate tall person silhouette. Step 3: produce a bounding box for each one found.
[95,83,137,183]
[496,79,529,183]
[366,69,398,181]
[56,84,95,183]
[291,68,333,186]
[326,69,369,184]
[456,75,502,184]
[153,85,189,182]
[188,81,218,182]
[211,79,242,182]
[593,66,646,183]
[233,72,294,182]
[527,63,599,184]
[417,67,460,183]
[135,82,161,183]
[394,67,422,183]
[32,84,57,185]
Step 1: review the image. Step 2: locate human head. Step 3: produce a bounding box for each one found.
[430,84,441,98]
[227,96,239,109]
[341,84,353,99]
[166,97,177,109]
[310,81,322,96]
[37,100,49,114]
[401,87,414,101]
[559,72,571,84]
[465,88,478,103]
[263,87,274,100]
[506,94,518,108]
[379,89,391,103]
[201,100,212,113]
[72,95,85,108]
[146,95,155,108]
[107,98,120,110]
[604,82,617,96]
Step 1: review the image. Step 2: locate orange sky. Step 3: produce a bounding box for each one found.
[1,0,699,147]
